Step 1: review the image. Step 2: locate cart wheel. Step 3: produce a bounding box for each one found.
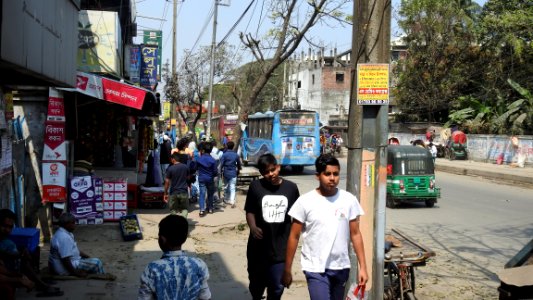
[425,199,435,208]
[405,291,416,300]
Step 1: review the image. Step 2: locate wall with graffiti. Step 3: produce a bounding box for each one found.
[387,133,532,167]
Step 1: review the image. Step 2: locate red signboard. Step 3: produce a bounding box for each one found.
[101,77,146,110]
[47,94,65,122]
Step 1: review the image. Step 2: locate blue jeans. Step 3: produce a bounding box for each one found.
[304,268,350,300]
[223,176,237,204]
[199,181,215,212]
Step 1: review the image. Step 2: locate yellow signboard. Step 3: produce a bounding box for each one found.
[356,64,390,105]
[163,102,171,119]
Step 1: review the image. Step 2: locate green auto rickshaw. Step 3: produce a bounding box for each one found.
[386,145,441,208]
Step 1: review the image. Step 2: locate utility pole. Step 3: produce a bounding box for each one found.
[171,0,179,137]
[206,0,219,139]
[346,0,391,299]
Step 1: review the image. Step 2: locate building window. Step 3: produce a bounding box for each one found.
[336,72,344,83]
[297,81,301,88]
[312,74,315,85]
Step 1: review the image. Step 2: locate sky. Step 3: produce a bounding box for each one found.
[134,0,358,71]
[134,0,487,78]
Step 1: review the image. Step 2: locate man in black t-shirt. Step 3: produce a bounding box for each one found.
[164,153,190,218]
[244,154,300,300]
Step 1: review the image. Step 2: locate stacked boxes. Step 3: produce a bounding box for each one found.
[103,178,128,221]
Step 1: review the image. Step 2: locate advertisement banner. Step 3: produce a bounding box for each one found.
[69,176,97,220]
[143,30,162,81]
[77,10,120,74]
[43,121,67,161]
[42,162,67,203]
[163,102,171,119]
[356,64,390,105]
[76,71,147,110]
[129,45,141,85]
[140,45,158,91]
[47,88,66,122]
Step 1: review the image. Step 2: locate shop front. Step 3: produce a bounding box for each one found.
[61,72,161,212]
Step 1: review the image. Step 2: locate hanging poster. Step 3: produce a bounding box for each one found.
[42,162,67,203]
[43,120,67,161]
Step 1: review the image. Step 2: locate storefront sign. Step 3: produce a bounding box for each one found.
[356,64,390,105]
[101,78,146,110]
[140,45,158,91]
[143,30,162,82]
[76,71,147,110]
[47,88,65,122]
[43,121,67,161]
[42,162,67,203]
[129,45,141,85]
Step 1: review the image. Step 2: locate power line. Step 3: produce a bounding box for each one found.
[177,4,215,70]
[218,0,256,47]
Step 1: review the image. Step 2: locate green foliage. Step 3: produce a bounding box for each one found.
[395,0,533,134]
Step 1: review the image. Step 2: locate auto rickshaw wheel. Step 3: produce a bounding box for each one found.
[425,199,435,208]
[386,196,397,208]
[449,150,456,160]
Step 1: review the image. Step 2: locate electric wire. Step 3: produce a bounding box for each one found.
[218,0,256,48]
[177,4,215,71]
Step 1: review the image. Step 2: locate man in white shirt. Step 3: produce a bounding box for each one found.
[282,154,368,300]
[49,213,106,277]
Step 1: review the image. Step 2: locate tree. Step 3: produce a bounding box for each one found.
[445,0,533,134]
[231,0,351,146]
[163,44,239,141]
[394,0,480,122]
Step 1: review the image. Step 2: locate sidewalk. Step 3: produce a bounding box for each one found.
[435,158,533,188]
[17,194,309,300]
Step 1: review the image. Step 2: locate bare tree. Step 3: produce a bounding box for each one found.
[163,44,239,141]
[233,0,351,146]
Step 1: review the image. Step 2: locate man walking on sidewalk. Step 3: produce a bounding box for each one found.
[164,153,190,217]
[244,153,300,300]
[197,142,218,216]
[219,141,241,208]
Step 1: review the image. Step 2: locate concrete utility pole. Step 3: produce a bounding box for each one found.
[206,0,220,139]
[171,0,179,137]
[346,0,391,299]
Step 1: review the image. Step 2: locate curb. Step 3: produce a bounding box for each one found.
[435,165,533,188]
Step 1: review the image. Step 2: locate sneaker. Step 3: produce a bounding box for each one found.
[199,211,205,217]
[231,204,236,208]
[208,209,214,214]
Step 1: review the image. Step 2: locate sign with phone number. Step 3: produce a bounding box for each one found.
[356,63,390,105]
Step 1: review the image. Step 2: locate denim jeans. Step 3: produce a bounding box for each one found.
[199,181,215,212]
[223,176,237,204]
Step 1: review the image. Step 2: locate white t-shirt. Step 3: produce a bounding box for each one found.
[288,188,364,273]
[48,227,82,275]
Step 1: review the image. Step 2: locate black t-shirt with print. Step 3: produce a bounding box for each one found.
[244,178,300,264]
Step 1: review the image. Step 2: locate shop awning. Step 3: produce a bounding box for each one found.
[64,71,156,111]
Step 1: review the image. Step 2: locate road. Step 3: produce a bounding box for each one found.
[282,158,533,299]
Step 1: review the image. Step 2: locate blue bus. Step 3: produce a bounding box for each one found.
[241,109,321,172]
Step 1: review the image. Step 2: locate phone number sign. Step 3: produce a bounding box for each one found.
[356,64,390,105]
